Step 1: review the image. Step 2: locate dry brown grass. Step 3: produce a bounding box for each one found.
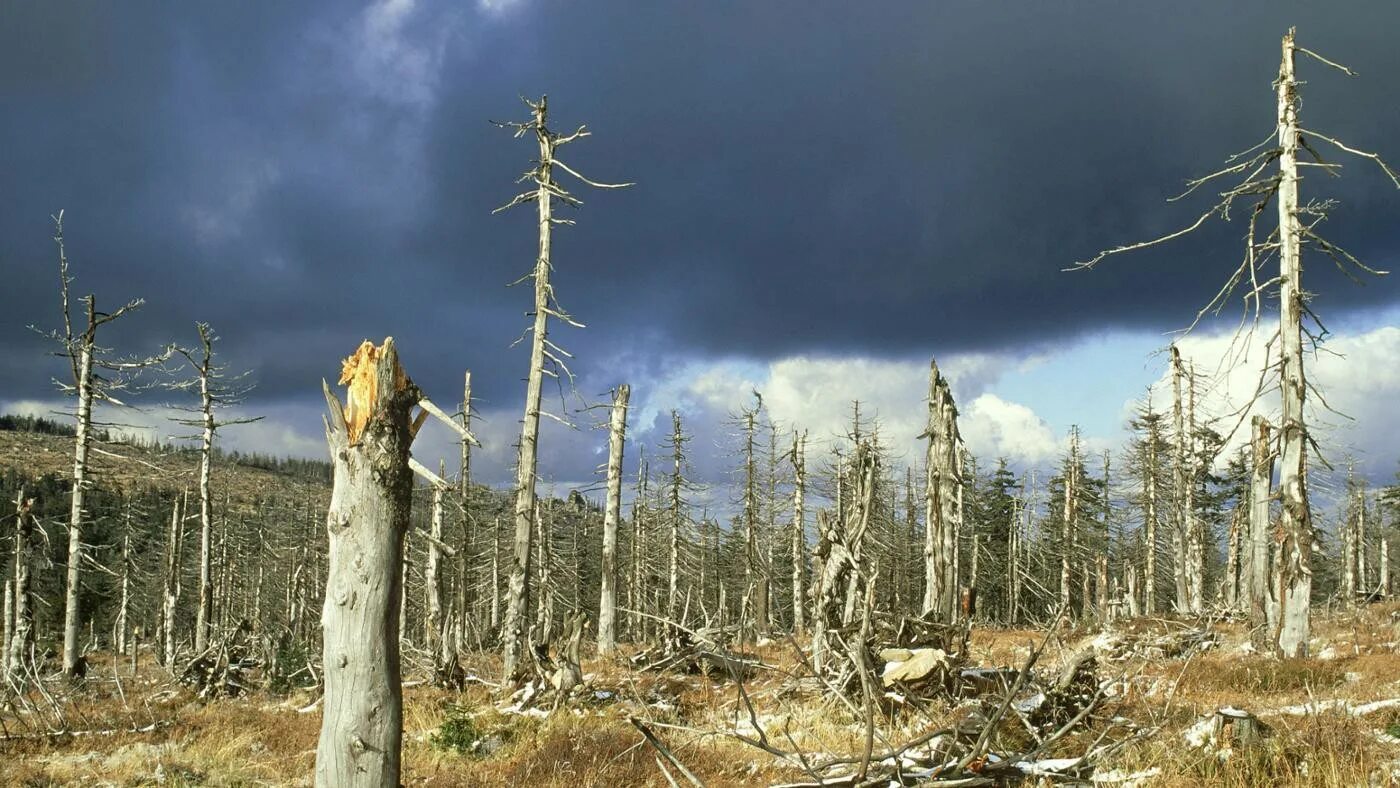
[6,606,1400,786]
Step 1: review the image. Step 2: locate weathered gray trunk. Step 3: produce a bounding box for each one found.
[8,490,35,678]
[1144,411,1159,615]
[162,493,185,666]
[425,475,445,656]
[1061,433,1078,615]
[1275,29,1312,659]
[194,374,215,653]
[668,412,684,624]
[62,323,95,676]
[790,431,807,637]
[1381,539,1391,599]
[597,384,629,653]
[455,370,472,649]
[1246,416,1274,646]
[502,100,553,682]
[922,359,959,620]
[1185,365,1204,614]
[315,339,418,788]
[742,411,767,634]
[1170,346,1190,614]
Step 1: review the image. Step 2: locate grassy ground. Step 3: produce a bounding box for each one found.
[5,605,1400,786]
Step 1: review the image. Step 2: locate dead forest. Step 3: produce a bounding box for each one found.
[6,27,1400,788]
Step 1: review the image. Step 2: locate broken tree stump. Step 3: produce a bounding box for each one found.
[314,338,421,788]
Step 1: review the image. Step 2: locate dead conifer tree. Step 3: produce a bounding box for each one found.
[494,96,631,681]
[170,322,261,653]
[315,339,423,788]
[920,358,962,621]
[1073,29,1399,656]
[597,384,629,654]
[1060,430,1080,616]
[34,212,170,676]
[161,492,186,666]
[7,489,37,680]
[790,430,808,636]
[664,411,692,625]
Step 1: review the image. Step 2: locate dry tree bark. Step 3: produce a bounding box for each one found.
[597,384,630,654]
[1061,430,1079,616]
[161,492,186,667]
[7,489,36,680]
[315,338,421,788]
[1274,31,1312,658]
[921,359,961,621]
[790,430,808,637]
[495,96,630,680]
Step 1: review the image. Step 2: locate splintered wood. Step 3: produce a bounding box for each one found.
[338,339,410,446]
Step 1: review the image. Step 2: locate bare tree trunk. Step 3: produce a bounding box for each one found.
[668,413,684,624]
[1246,417,1274,649]
[9,490,35,678]
[742,410,767,634]
[1061,431,1079,615]
[922,359,959,621]
[116,512,131,656]
[1144,412,1159,615]
[1381,539,1391,599]
[597,384,629,654]
[1,579,11,676]
[1275,29,1313,659]
[315,338,419,788]
[194,372,215,653]
[791,431,807,637]
[456,371,472,649]
[63,315,95,677]
[1170,346,1190,614]
[425,471,445,658]
[1186,364,1204,614]
[503,100,553,683]
[1225,504,1242,610]
[1358,489,1368,595]
[162,493,185,666]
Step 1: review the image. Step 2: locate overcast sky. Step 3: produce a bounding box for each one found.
[2,1,1398,499]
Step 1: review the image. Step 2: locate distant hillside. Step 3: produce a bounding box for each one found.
[0,419,332,505]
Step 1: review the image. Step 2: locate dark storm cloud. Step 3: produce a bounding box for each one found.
[2,0,1399,434]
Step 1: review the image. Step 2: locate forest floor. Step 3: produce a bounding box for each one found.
[5,604,1400,787]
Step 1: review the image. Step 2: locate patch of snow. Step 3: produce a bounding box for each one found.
[1013,757,1082,776]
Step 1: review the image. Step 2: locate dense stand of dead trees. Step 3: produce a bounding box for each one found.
[3,31,1400,786]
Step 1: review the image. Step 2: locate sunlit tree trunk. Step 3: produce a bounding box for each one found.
[315,339,419,788]
[597,384,629,653]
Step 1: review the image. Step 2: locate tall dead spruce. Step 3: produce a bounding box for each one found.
[495,96,631,681]
[1074,29,1399,657]
[171,322,261,654]
[34,212,170,677]
[315,339,421,788]
[597,383,630,654]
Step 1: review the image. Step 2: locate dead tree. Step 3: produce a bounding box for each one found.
[7,489,36,680]
[1073,29,1398,656]
[739,403,768,635]
[1129,396,1166,615]
[811,441,878,673]
[161,492,186,666]
[921,358,962,621]
[664,411,691,625]
[597,384,630,654]
[170,322,261,653]
[1060,430,1080,616]
[455,370,473,650]
[34,212,169,676]
[494,96,631,681]
[790,430,808,637]
[315,338,422,788]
